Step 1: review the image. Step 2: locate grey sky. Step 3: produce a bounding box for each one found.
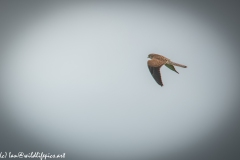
[0,1,240,160]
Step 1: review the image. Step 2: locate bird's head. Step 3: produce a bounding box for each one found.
[148,53,156,59]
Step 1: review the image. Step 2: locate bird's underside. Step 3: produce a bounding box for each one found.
[147,53,187,86]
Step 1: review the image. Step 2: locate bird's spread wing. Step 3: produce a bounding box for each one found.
[148,59,165,86]
[165,64,179,74]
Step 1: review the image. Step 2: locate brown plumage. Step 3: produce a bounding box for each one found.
[147,53,187,86]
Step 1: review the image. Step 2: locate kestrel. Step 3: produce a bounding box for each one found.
[147,53,187,86]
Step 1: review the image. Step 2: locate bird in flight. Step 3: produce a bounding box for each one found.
[147,53,187,86]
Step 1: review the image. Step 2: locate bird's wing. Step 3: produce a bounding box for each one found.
[147,59,165,86]
[165,64,179,74]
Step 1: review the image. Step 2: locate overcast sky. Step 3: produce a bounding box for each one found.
[0,1,240,160]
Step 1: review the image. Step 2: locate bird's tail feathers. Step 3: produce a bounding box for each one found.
[170,62,187,68]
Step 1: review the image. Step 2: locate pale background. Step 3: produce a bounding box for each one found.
[0,1,240,160]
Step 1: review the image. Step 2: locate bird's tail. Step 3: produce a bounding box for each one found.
[169,61,187,68]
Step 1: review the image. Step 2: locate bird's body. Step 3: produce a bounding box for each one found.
[147,53,187,86]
